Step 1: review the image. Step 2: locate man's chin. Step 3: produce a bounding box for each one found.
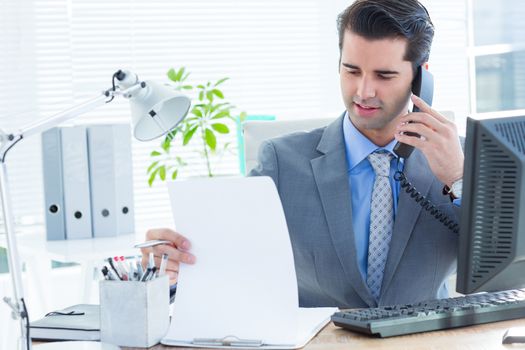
[348,112,389,130]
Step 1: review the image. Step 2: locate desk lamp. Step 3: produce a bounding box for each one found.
[0,70,191,350]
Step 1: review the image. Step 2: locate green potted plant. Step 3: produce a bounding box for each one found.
[147,67,246,186]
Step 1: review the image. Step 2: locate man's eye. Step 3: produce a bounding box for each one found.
[347,70,359,75]
[378,74,393,80]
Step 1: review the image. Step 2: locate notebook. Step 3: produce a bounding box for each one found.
[162,176,338,349]
[30,304,100,341]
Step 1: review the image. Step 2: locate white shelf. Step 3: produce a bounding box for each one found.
[1,226,147,263]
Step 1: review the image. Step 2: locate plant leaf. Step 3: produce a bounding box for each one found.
[167,68,177,82]
[205,128,217,150]
[147,161,159,173]
[159,166,166,181]
[214,77,229,86]
[176,156,187,166]
[211,123,229,134]
[150,150,162,156]
[183,125,198,145]
[182,85,193,90]
[210,102,229,114]
[206,91,214,102]
[175,67,185,81]
[161,138,171,152]
[166,129,177,141]
[148,167,160,187]
[211,110,230,119]
[239,111,248,122]
[192,108,203,117]
[171,170,178,180]
[212,89,224,99]
[203,103,211,116]
[199,91,204,101]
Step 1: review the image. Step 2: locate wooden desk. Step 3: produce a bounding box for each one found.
[62,318,523,350]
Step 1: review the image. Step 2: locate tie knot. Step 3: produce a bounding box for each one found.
[368,151,392,177]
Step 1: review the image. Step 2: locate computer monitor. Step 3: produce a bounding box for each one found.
[456,115,525,294]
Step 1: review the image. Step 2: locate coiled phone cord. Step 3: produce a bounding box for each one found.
[393,170,460,234]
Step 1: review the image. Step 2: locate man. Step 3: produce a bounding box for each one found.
[143,0,464,308]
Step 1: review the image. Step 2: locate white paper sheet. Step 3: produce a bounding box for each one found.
[162,176,337,348]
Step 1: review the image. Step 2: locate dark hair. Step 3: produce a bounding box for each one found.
[337,0,434,71]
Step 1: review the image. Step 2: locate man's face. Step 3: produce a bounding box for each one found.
[339,30,414,141]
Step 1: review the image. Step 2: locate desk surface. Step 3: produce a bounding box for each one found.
[33,319,525,349]
[107,319,525,350]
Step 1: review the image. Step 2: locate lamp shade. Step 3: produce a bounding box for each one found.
[128,80,191,141]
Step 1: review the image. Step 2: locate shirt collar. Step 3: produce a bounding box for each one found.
[342,111,399,171]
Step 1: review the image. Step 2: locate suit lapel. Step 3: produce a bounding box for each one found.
[311,116,376,307]
[380,149,436,297]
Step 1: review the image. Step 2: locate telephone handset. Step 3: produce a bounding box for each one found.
[392,66,434,159]
[390,67,459,234]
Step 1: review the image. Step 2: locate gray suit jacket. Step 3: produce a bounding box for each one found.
[249,115,459,308]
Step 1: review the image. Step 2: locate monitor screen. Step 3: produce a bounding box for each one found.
[456,115,525,294]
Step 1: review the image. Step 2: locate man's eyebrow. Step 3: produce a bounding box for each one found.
[342,63,360,70]
[341,63,399,75]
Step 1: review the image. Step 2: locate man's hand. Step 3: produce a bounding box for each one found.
[140,228,195,285]
[395,94,464,187]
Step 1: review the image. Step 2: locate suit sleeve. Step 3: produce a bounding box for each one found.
[247,140,279,189]
[453,205,461,225]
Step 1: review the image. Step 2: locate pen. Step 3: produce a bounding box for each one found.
[141,267,152,282]
[101,265,119,281]
[148,252,155,269]
[128,259,136,281]
[147,267,158,281]
[119,256,130,275]
[101,266,110,280]
[136,258,144,279]
[106,268,119,281]
[115,256,128,281]
[107,257,122,280]
[158,253,168,276]
[133,240,172,249]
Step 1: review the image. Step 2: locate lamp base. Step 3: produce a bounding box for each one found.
[35,341,120,350]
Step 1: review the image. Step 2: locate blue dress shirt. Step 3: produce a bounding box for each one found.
[342,114,403,283]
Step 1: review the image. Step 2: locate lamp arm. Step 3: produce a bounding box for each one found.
[0,81,146,162]
[0,79,143,350]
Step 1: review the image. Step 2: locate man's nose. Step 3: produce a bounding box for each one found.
[357,76,376,99]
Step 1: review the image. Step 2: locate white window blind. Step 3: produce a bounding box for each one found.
[0,0,470,231]
[422,0,470,133]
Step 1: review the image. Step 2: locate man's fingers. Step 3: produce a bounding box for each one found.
[142,244,194,265]
[154,244,196,264]
[396,121,434,141]
[411,95,448,123]
[145,228,191,251]
[398,113,443,134]
[167,270,179,285]
[394,132,426,151]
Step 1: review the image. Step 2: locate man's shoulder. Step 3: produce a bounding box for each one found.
[266,125,326,150]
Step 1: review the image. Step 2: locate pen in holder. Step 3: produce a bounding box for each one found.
[99,275,170,348]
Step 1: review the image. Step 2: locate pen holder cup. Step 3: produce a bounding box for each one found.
[100,275,170,348]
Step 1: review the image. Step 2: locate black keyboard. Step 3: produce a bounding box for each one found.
[332,289,525,337]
